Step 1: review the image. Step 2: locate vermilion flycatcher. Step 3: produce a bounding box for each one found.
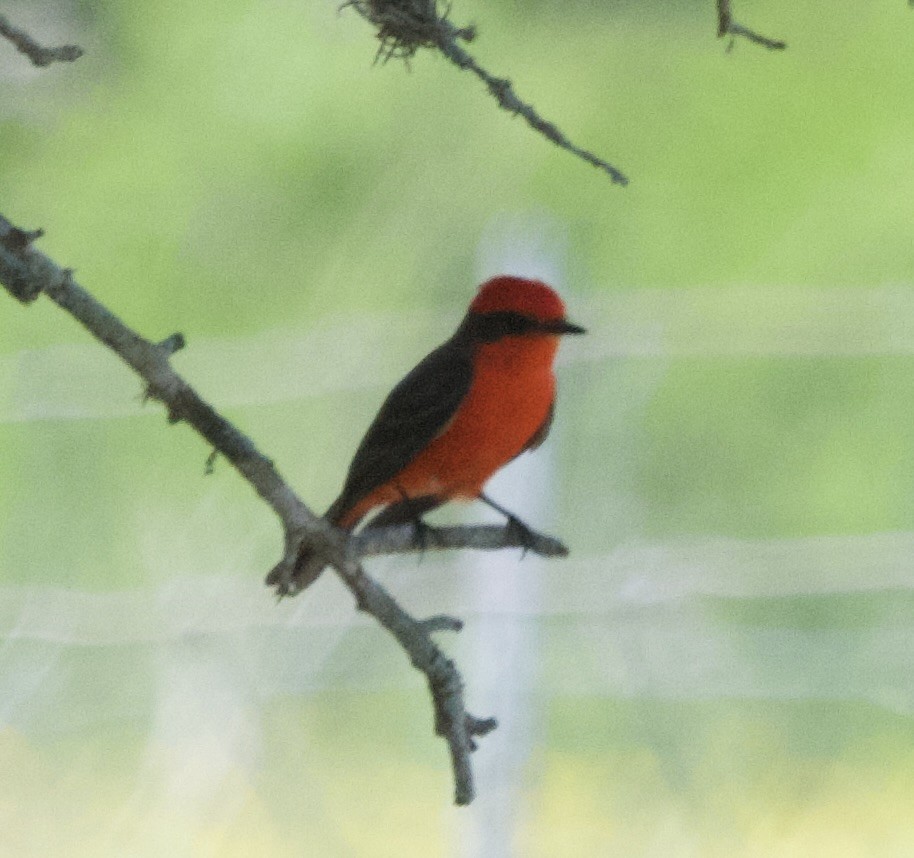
[288,275,584,588]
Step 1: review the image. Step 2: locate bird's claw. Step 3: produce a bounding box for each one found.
[504,515,537,557]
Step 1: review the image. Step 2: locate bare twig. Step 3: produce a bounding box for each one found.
[716,0,786,50]
[0,14,84,67]
[345,0,628,185]
[421,615,464,633]
[0,215,571,806]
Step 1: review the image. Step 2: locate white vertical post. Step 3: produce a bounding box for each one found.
[457,449,553,856]
[457,212,565,855]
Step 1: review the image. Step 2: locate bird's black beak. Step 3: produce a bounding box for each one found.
[542,318,587,335]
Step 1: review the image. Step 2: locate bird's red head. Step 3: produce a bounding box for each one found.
[470,276,567,323]
[467,276,584,341]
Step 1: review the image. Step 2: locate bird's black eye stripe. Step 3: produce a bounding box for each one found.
[470,311,539,341]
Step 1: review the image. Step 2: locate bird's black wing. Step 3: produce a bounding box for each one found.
[326,333,474,525]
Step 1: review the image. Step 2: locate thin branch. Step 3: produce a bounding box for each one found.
[437,38,629,185]
[716,0,786,50]
[0,14,84,67]
[354,521,568,559]
[345,0,628,186]
[421,615,464,633]
[0,214,571,806]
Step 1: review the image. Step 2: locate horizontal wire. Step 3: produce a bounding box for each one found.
[3,530,914,645]
[4,285,914,423]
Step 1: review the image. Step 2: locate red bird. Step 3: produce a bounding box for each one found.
[288,275,584,588]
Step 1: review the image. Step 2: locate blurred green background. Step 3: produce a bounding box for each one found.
[3,0,914,854]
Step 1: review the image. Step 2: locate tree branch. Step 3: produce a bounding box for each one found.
[716,0,786,50]
[344,0,628,186]
[0,14,84,67]
[354,522,569,559]
[0,214,569,806]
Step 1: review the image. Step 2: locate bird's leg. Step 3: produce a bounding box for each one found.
[391,486,441,556]
[478,492,538,556]
[363,492,445,556]
[412,517,439,556]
